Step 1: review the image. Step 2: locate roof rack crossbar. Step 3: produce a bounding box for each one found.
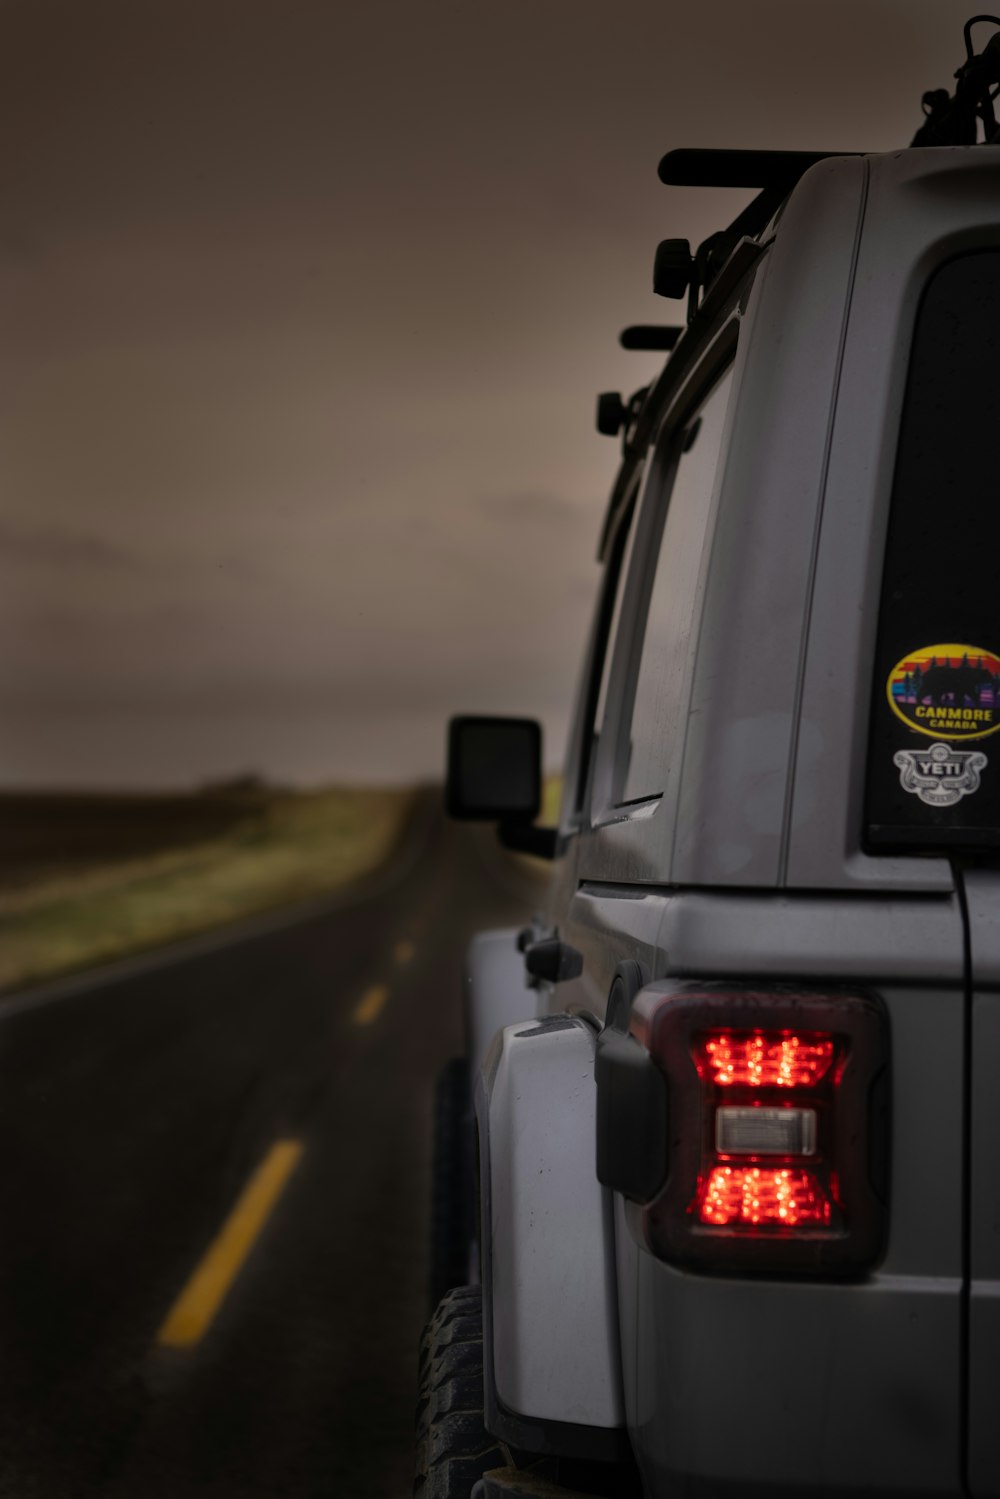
[658,148,853,190]
[619,325,682,351]
[656,150,861,322]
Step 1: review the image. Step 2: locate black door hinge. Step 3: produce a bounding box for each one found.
[524,939,583,985]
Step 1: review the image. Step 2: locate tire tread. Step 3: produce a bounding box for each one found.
[414,1286,505,1498]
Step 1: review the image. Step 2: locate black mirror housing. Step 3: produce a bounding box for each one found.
[445,716,542,823]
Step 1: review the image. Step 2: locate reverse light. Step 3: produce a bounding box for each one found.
[714,1104,817,1156]
[623,985,889,1275]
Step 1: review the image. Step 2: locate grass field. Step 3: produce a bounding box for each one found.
[0,784,416,995]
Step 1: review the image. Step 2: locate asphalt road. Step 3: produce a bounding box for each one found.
[0,795,542,1498]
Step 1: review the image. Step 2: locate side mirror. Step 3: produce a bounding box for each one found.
[446,716,541,821]
[445,716,559,859]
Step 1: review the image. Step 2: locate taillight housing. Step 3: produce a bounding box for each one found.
[627,984,889,1275]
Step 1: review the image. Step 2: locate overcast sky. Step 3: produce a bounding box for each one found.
[0,0,983,787]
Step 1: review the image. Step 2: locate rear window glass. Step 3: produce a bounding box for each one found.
[866,250,1000,850]
[617,364,733,805]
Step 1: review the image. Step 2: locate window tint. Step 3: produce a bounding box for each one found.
[619,365,734,804]
[867,250,1000,849]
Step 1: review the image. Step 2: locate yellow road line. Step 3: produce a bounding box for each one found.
[157,1139,304,1349]
[353,983,389,1026]
[393,939,416,965]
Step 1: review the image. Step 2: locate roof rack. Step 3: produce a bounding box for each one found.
[619,325,681,351]
[598,16,1000,552]
[912,15,1000,146]
[658,148,847,190]
[649,16,1000,326]
[655,149,858,322]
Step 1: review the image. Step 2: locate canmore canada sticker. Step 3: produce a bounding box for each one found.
[886,644,1000,740]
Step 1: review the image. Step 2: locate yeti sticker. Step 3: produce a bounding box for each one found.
[894,742,988,807]
[886,643,1000,740]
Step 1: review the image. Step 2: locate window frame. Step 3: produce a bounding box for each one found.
[557,473,642,834]
[589,321,739,829]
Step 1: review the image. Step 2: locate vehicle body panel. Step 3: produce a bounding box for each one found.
[961,869,1000,1498]
[788,149,1000,892]
[630,889,965,1495]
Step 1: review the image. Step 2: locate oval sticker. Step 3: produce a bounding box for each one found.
[886,643,1000,740]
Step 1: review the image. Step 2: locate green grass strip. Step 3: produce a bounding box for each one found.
[0,787,415,995]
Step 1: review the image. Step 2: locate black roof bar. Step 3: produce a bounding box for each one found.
[619,325,682,351]
[659,148,853,190]
[655,150,862,323]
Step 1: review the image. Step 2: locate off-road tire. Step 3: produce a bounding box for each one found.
[413,1285,505,1499]
[429,1058,473,1308]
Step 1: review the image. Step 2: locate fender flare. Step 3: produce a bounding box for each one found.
[475,1013,627,1461]
[464,928,540,1084]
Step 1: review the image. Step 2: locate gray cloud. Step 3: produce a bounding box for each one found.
[0,519,139,571]
[0,0,979,787]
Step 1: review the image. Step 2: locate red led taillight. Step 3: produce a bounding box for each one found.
[696,1030,834,1089]
[688,1022,840,1238]
[620,984,888,1275]
[698,1166,832,1227]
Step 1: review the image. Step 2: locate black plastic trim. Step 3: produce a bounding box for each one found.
[524,939,583,984]
[446,715,542,823]
[659,148,855,189]
[498,822,560,860]
[485,1389,629,1466]
[595,1030,669,1202]
[619,325,681,351]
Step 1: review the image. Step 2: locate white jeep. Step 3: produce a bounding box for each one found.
[417,22,1000,1498]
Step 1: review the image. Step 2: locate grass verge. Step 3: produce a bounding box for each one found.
[0,786,415,995]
